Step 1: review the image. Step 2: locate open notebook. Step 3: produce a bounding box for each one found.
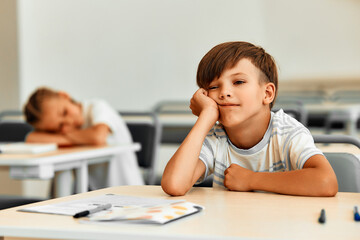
[0,143,57,154]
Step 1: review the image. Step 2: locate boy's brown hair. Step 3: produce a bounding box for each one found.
[196,41,278,108]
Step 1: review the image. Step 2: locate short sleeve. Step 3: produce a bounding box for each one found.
[90,100,119,132]
[87,99,132,144]
[287,128,324,170]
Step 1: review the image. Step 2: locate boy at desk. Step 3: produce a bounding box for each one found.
[24,87,144,194]
[162,41,338,197]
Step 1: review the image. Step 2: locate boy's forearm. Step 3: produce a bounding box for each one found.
[249,168,337,197]
[162,113,216,195]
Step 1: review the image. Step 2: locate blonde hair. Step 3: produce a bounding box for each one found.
[23,87,59,126]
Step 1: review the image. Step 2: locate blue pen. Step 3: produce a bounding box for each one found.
[354,206,360,221]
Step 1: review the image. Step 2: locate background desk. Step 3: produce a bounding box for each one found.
[317,144,360,157]
[0,144,140,196]
[0,185,359,240]
[306,103,360,136]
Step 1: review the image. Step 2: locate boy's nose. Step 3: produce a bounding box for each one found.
[219,89,232,99]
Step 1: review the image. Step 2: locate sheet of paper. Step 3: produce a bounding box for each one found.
[19,194,183,216]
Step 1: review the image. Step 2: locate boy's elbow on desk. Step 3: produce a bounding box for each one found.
[161,178,189,196]
[317,175,338,197]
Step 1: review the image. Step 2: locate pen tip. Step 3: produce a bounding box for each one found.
[355,213,360,221]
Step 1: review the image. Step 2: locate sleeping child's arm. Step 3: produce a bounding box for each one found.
[26,131,74,146]
[26,123,110,146]
[64,123,110,146]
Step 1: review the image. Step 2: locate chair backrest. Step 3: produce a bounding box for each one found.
[329,90,360,104]
[313,134,360,148]
[153,100,195,144]
[0,121,34,142]
[276,90,327,105]
[119,112,162,185]
[153,100,191,114]
[313,134,360,192]
[272,99,308,126]
[323,152,360,193]
[0,110,24,122]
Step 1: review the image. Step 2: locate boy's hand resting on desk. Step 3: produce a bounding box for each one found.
[224,164,254,192]
[190,88,219,123]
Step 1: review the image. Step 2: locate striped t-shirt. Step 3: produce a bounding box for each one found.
[198,109,323,188]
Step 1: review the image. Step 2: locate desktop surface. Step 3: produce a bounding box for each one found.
[0,186,359,240]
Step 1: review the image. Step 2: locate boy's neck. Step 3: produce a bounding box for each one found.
[224,110,271,150]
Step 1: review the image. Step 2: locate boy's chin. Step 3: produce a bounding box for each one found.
[218,118,240,128]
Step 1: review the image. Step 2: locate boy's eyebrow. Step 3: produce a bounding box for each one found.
[230,72,248,77]
[210,72,249,85]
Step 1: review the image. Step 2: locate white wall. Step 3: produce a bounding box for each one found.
[262,0,360,79]
[17,0,265,111]
[15,0,360,111]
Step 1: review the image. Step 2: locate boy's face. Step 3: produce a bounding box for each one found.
[207,58,273,128]
[35,95,84,133]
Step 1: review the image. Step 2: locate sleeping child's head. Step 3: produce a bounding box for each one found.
[24,87,84,133]
[196,41,279,110]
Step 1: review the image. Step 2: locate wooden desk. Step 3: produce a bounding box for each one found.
[0,185,359,240]
[317,144,360,158]
[0,144,140,195]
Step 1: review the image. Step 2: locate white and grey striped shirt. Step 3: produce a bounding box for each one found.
[198,109,323,188]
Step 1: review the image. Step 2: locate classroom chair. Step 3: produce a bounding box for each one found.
[0,121,34,142]
[272,99,308,126]
[329,90,360,104]
[276,90,327,105]
[323,152,360,192]
[119,112,162,185]
[0,110,24,122]
[323,90,360,136]
[313,134,360,148]
[153,100,191,114]
[313,134,360,192]
[153,100,193,144]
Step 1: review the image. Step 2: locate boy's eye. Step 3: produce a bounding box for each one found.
[63,109,67,116]
[234,80,244,85]
[208,86,218,90]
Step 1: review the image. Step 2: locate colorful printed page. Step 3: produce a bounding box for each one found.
[87,201,204,224]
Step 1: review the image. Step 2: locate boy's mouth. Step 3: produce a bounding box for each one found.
[218,103,240,107]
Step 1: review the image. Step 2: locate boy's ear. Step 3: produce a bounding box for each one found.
[263,82,275,105]
[58,91,70,100]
